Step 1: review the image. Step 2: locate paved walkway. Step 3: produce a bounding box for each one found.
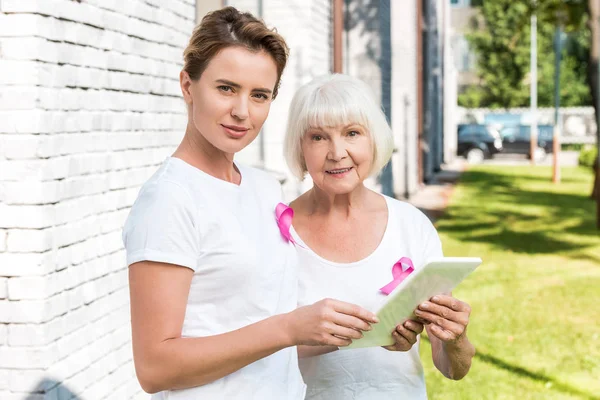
[405,158,468,223]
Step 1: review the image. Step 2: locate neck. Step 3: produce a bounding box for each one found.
[173,122,240,184]
[307,184,370,218]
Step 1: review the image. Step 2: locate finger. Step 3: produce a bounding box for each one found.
[427,323,457,342]
[329,324,364,340]
[329,335,353,347]
[330,312,373,332]
[417,302,465,325]
[392,331,412,350]
[395,324,418,345]
[415,308,467,331]
[430,295,470,314]
[329,299,379,323]
[403,319,425,335]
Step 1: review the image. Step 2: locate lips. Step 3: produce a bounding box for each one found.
[221,124,250,138]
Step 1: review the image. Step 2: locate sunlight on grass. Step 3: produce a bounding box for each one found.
[421,166,600,400]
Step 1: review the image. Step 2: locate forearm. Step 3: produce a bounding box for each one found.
[432,334,475,380]
[297,345,338,358]
[135,313,292,393]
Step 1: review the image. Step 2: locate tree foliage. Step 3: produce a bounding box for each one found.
[458,0,591,109]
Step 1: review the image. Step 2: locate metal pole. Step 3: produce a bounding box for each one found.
[333,0,343,73]
[530,13,538,165]
[552,26,562,184]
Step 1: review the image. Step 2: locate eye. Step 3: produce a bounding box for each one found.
[347,130,360,137]
[311,134,323,141]
[217,85,233,93]
[252,93,269,100]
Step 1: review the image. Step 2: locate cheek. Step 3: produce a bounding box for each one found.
[301,145,324,173]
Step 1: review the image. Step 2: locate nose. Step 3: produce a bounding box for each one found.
[231,96,249,120]
[327,137,348,162]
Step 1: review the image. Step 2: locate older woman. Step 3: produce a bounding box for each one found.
[283,74,476,399]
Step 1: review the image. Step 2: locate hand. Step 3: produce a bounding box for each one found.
[383,319,424,352]
[414,295,471,344]
[285,298,379,347]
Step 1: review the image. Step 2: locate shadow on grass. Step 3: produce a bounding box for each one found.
[421,336,600,400]
[436,168,599,256]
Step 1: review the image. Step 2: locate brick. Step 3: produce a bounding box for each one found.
[0,368,7,390]
[0,325,6,345]
[0,342,57,369]
[0,278,7,299]
[0,86,38,110]
[0,61,40,85]
[0,252,54,277]
[6,228,54,253]
[1,292,68,323]
[0,204,55,229]
[0,135,42,160]
[8,275,56,300]
[7,368,48,393]
[9,322,51,346]
[0,230,5,252]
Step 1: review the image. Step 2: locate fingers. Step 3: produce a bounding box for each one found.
[403,319,424,335]
[415,300,469,326]
[396,323,418,345]
[330,311,373,332]
[427,323,462,342]
[430,295,471,314]
[327,299,379,324]
[327,322,364,341]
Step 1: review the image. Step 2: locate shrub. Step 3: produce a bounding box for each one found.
[578,145,598,168]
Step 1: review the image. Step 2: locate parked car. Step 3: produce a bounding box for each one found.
[457,124,503,163]
[499,125,554,160]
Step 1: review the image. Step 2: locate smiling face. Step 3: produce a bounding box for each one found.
[301,123,374,195]
[180,46,278,155]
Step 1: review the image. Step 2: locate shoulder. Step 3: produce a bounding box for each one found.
[384,195,438,235]
[128,167,197,226]
[238,164,283,194]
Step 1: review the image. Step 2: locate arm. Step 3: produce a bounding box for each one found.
[415,295,475,380]
[130,261,378,393]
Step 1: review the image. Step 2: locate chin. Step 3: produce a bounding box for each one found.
[214,137,256,154]
[323,182,361,195]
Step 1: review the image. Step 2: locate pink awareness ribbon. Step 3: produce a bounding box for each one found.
[275,203,300,246]
[379,257,415,295]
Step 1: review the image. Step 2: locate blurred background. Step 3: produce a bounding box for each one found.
[0,0,598,399]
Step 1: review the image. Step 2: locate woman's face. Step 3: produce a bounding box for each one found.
[180,46,278,155]
[301,124,374,195]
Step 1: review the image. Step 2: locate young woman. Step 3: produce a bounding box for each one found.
[123,8,378,399]
[283,74,476,399]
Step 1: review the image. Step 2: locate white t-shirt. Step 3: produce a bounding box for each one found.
[294,195,443,400]
[123,157,306,400]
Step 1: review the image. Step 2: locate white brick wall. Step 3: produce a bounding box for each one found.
[0,0,194,398]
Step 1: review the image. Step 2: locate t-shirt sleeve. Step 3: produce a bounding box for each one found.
[122,180,199,271]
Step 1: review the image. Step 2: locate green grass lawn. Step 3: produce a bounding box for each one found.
[420,165,600,400]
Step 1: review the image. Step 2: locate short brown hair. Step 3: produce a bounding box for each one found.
[183,6,289,98]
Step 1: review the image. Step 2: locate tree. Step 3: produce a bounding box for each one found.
[459,0,591,109]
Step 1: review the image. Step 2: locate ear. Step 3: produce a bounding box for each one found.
[180,70,194,105]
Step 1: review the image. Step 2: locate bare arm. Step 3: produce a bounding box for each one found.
[130,261,378,393]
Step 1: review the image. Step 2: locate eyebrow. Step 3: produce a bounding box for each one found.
[215,79,273,94]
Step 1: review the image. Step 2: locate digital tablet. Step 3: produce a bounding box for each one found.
[344,257,482,349]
